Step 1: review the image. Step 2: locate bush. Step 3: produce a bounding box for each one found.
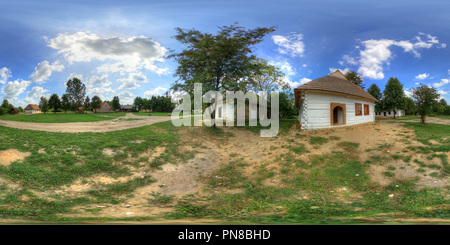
[0,107,7,115]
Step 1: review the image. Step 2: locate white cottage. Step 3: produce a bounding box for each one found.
[375,110,405,117]
[294,70,379,130]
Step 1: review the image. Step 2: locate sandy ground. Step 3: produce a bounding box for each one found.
[1,116,450,220]
[0,113,173,132]
[401,116,450,125]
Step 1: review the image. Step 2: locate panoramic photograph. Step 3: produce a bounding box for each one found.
[0,0,449,239]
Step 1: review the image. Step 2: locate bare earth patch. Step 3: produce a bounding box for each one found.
[2,115,450,221]
[0,149,31,166]
[0,113,172,133]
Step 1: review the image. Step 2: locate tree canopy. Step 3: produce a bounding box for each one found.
[66,77,86,110]
[412,84,440,124]
[382,77,404,118]
[48,93,60,113]
[168,23,278,94]
[345,71,365,89]
[39,96,49,114]
[367,83,382,112]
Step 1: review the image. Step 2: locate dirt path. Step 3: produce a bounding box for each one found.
[400,116,450,125]
[0,113,173,133]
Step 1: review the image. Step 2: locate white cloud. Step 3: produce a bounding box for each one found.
[340,55,358,66]
[272,33,305,57]
[404,89,413,98]
[30,60,64,83]
[433,79,450,88]
[329,67,350,75]
[342,33,444,80]
[269,60,297,76]
[88,87,115,96]
[0,67,12,84]
[67,73,83,81]
[415,73,429,80]
[282,77,311,89]
[47,32,167,74]
[85,74,111,87]
[23,86,49,104]
[117,72,147,90]
[1,80,30,101]
[300,78,311,85]
[438,90,448,95]
[116,91,134,104]
[144,86,168,98]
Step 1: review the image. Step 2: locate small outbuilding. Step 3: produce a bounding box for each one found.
[24,104,41,114]
[10,107,20,114]
[294,70,379,130]
[120,104,133,112]
[375,110,405,117]
[95,102,112,113]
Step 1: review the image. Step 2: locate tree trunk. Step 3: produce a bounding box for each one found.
[420,115,426,124]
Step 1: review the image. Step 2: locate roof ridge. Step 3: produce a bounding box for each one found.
[294,73,378,103]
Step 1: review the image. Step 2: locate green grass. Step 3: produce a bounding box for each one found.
[1,117,450,223]
[0,112,127,123]
[309,136,328,145]
[133,112,172,116]
[0,120,192,219]
[429,115,450,120]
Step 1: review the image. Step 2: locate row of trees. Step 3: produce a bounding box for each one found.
[38,78,177,114]
[347,72,448,124]
[0,99,20,115]
[133,93,175,112]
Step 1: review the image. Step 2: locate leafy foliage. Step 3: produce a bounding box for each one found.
[48,94,61,113]
[65,77,86,110]
[382,77,404,118]
[412,84,440,124]
[345,71,365,89]
[168,23,279,94]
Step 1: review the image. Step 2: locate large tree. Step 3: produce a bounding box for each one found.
[402,97,416,116]
[382,77,404,119]
[39,96,49,114]
[1,99,12,110]
[133,96,144,111]
[367,83,382,113]
[84,96,91,111]
[91,95,102,113]
[345,71,365,89]
[167,23,277,126]
[48,93,61,113]
[412,84,440,124]
[111,96,120,112]
[168,24,276,93]
[61,94,71,113]
[66,77,86,111]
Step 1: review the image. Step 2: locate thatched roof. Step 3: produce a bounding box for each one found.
[294,70,378,107]
[25,104,40,110]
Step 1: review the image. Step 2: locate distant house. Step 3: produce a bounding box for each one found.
[24,104,41,114]
[294,70,379,130]
[10,107,20,114]
[204,93,266,123]
[77,107,85,114]
[96,102,112,113]
[120,104,133,112]
[375,110,405,117]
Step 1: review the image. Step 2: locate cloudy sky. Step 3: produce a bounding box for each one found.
[1,0,450,107]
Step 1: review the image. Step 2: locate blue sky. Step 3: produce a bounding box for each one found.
[1,0,450,107]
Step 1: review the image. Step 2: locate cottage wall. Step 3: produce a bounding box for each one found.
[376,110,405,117]
[301,91,375,130]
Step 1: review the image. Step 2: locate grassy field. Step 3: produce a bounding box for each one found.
[0,112,127,123]
[0,115,449,224]
[133,112,172,116]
